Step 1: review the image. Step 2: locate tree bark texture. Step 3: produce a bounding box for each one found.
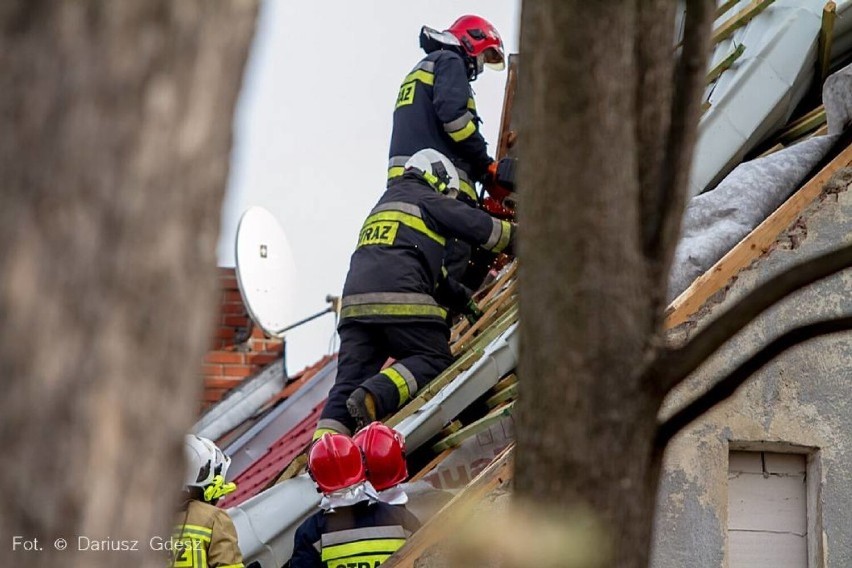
[515,1,712,566]
[0,1,256,565]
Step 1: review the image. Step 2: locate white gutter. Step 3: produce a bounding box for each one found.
[193,359,285,442]
[225,361,337,478]
[228,474,320,568]
[396,323,519,450]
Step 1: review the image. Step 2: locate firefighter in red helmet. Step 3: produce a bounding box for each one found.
[290,433,420,568]
[388,14,506,200]
[354,422,410,505]
[388,15,509,307]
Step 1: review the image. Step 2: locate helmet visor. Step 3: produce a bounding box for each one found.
[483,46,505,70]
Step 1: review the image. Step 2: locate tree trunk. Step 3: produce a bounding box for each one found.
[515,1,712,566]
[0,1,256,565]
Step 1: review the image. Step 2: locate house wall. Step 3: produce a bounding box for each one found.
[651,178,851,568]
[201,268,283,408]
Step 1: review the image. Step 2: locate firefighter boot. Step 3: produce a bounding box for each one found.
[347,388,378,431]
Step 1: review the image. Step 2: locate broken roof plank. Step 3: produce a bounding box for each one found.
[454,261,517,340]
[409,448,456,483]
[706,43,746,84]
[665,140,852,328]
[489,372,518,394]
[772,106,827,146]
[452,284,517,356]
[495,54,519,160]
[486,382,518,409]
[432,403,515,453]
[713,0,776,45]
[382,444,515,568]
[716,0,741,20]
[387,306,518,427]
[819,1,838,83]
[476,261,518,304]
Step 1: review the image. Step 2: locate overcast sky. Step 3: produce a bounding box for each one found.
[218,0,521,373]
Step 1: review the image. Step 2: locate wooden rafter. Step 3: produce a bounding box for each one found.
[705,43,745,84]
[382,444,515,568]
[495,54,519,160]
[712,0,775,45]
[818,1,837,84]
[664,141,852,328]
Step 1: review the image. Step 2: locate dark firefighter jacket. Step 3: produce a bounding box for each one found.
[340,174,513,326]
[388,50,492,202]
[290,501,420,568]
[170,500,244,568]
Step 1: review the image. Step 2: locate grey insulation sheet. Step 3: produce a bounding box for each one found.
[667,134,838,300]
[667,63,852,301]
[825,63,852,136]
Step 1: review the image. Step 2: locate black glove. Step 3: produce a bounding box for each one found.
[495,157,517,192]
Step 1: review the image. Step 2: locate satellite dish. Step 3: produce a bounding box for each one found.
[235,206,295,338]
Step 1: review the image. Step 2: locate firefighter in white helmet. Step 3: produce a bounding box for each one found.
[314,149,514,438]
[171,435,243,568]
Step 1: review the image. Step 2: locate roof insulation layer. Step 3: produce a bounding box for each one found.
[670,60,852,299]
[690,0,825,196]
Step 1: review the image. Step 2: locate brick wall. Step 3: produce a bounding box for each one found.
[201,268,284,409]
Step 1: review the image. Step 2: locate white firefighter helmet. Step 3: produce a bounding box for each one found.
[212,443,232,480]
[184,435,220,488]
[404,149,460,196]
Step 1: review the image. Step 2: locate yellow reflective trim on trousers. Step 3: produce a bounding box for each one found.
[448,120,477,142]
[495,220,512,253]
[340,303,447,320]
[382,368,411,404]
[388,166,405,179]
[363,211,445,245]
[402,69,434,86]
[467,97,476,111]
[321,538,407,561]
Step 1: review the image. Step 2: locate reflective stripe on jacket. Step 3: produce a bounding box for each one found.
[388,50,492,201]
[290,501,420,568]
[340,175,512,325]
[171,500,244,568]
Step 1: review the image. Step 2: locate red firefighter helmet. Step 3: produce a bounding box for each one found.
[446,15,506,71]
[308,433,366,494]
[353,422,408,492]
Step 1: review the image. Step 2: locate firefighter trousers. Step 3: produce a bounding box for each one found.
[319,320,454,435]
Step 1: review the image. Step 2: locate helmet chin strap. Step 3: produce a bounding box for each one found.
[203,475,237,502]
[475,53,485,76]
[464,55,479,81]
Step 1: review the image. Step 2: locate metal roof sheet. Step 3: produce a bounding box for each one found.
[219,401,324,509]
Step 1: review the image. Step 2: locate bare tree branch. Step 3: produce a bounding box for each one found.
[647,243,852,394]
[645,0,714,264]
[655,316,852,448]
[636,0,676,256]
